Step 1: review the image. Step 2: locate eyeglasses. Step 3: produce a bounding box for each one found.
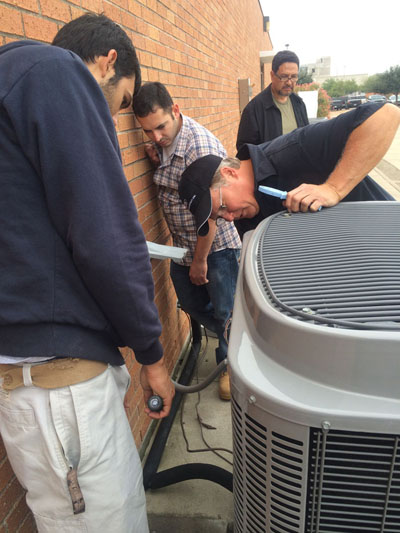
[274,73,298,82]
[216,188,227,226]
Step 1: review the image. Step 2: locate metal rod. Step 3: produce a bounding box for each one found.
[380,436,399,532]
[315,424,330,532]
[310,431,321,533]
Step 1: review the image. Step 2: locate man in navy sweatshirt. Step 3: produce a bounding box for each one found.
[0,14,173,532]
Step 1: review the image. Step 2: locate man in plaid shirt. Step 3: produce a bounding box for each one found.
[133,82,241,400]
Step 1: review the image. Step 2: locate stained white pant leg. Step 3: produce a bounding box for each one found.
[66,364,149,533]
[0,382,79,530]
[0,365,149,533]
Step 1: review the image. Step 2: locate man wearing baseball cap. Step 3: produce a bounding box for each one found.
[179,102,399,238]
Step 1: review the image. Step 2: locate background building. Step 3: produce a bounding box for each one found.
[303,56,368,86]
[0,0,272,529]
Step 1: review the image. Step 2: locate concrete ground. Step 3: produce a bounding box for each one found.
[144,111,400,532]
[145,335,234,533]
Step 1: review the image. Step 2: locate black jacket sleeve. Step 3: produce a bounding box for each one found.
[236,100,262,151]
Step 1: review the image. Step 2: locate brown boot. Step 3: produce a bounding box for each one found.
[219,370,231,401]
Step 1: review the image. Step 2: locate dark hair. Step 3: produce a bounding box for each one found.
[52,14,141,94]
[133,82,173,117]
[272,50,300,73]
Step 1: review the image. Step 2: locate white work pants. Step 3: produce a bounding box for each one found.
[0,365,149,533]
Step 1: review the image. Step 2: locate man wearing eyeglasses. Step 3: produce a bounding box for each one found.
[236,50,309,152]
[179,103,399,238]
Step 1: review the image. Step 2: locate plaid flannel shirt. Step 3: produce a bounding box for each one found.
[153,115,241,265]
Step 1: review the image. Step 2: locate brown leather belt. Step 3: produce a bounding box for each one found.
[0,358,108,391]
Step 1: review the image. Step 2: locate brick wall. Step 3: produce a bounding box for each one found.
[0,0,272,529]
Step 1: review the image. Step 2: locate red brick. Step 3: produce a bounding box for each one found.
[132,158,152,179]
[136,189,157,211]
[140,66,151,82]
[146,223,165,243]
[128,130,144,146]
[102,1,121,23]
[0,477,24,522]
[0,439,6,462]
[17,513,37,533]
[40,0,71,22]
[117,131,129,149]
[2,0,39,13]
[0,460,14,492]
[111,0,128,10]
[121,12,136,32]
[124,165,135,182]
[81,0,102,11]
[127,0,142,16]
[0,5,23,34]
[117,113,135,132]
[5,494,31,533]
[23,13,58,41]
[69,5,84,18]
[128,176,144,196]
[137,49,151,67]
[121,146,141,166]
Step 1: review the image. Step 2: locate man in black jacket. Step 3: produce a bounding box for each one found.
[236,50,309,151]
[180,103,400,238]
[0,14,173,533]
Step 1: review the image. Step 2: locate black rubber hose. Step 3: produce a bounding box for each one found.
[174,358,227,393]
[143,317,202,490]
[143,317,233,493]
[148,463,233,492]
[190,317,203,345]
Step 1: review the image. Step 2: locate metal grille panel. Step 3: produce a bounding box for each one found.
[231,397,308,532]
[256,203,400,329]
[270,432,304,533]
[232,397,268,533]
[231,397,245,532]
[306,428,400,532]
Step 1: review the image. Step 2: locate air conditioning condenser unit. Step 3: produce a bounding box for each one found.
[229,202,400,533]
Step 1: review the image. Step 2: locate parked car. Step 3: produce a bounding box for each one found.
[346,95,367,108]
[368,94,387,103]
[330,97,347,110]
[389,95,400,106]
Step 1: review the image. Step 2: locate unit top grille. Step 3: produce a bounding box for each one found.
[256,202,400,331]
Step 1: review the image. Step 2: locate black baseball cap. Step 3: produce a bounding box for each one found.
[178,154,223,236]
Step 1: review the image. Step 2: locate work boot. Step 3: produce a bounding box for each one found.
[219,370,230,401]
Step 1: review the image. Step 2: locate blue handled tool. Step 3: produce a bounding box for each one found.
[258,185,287,199]
[258,185,322,211]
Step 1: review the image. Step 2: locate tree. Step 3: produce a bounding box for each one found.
[363,74,387,94]
[322,78,360,97]
[382,66,400,96]
[342,79,359,95]
[363,66,400,95]
[298,67,313,85]
[322,78,343,97]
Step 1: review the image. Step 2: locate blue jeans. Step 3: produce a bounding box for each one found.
[170,248,240,364]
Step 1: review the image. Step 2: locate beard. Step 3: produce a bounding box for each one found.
[278,86,293,95]
[99,76,118,114]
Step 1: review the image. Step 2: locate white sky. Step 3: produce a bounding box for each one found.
[259,0,398,77]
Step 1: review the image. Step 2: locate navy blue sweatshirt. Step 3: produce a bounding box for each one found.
[0,41,163,365]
